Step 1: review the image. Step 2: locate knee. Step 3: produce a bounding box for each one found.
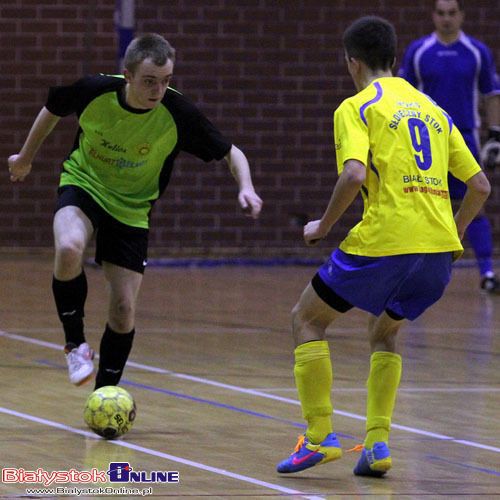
[291,301,327,342]
[369,328,399,352]
[55,239,85,270]
[109,297,135,332]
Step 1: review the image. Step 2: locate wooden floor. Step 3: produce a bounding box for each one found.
[0,253,499,498]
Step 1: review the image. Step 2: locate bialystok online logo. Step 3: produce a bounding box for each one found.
[108,463,179,483]
[2,463,179,487]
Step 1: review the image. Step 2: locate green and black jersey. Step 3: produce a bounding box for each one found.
[46,74,232,229]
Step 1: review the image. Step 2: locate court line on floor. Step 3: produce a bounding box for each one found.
[32,364,500,482]
[2,329,499,454]
[33,359,357,442]
[425,455,500,477]
[0,407,324,500]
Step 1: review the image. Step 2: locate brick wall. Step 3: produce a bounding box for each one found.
[1,0,499,255]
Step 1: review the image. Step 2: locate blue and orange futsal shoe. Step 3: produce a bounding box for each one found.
[276,433,343,473]
[353,442,392,477]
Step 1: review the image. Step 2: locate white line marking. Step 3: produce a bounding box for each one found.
[1,329,499,454]
[0,406,324,500]
[0,330,63,350]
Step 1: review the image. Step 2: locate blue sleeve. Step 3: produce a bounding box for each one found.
[398,42,418,87]
[478,42,500,95]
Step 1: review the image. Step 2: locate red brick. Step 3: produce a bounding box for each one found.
[0,0,499,251]
[38,6,84,19]
[1,7,37,17]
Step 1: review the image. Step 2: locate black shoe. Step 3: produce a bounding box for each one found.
[480,275,500,294]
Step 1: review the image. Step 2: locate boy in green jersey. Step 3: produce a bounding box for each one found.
[8,33,262,388]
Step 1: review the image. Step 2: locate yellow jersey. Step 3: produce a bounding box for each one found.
[334,77,482,256]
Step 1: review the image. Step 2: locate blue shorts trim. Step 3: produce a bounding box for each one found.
[316,249,453,320]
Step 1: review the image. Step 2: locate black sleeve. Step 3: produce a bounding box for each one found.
[166,91,232,162]
[45,75,123,117]
[46,77,89,117]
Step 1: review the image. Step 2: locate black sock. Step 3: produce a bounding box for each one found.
[52,271,88,346]
[95,324,135,389]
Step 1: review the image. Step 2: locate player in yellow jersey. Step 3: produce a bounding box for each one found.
[276,16,490,477]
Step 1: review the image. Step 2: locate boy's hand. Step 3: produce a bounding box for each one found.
[8,154,32,182]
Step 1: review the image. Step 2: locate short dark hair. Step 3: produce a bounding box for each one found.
[124,33,176,73]
[342,16,397,71]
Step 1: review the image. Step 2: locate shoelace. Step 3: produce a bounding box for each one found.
[293,434,306,453]
[347,444,364,453]
[292,435,363,455]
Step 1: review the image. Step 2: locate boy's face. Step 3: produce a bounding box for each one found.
[124,57,174,109]
[433,0,463,38]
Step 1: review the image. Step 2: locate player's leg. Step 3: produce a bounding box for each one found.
[292,281,342,443]
[277,277,350,473]
[53,205,94,337]
[53,204,95,385]
[93,215,148,390]
[354,252,452,477]
[466,210,499,292]
[353,312,403,477]
[94,263,143,389]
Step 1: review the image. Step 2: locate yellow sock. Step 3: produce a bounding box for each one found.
[365,351,402,449]
[294,340,333,444]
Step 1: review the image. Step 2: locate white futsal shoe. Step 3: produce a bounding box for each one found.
[64,342,95,386]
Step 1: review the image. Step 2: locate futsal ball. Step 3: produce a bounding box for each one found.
[84,386,136,439]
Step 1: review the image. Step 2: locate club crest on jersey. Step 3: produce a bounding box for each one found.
[136,143,151,156]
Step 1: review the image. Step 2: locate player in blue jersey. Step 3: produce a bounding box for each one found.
[399,0,500,293]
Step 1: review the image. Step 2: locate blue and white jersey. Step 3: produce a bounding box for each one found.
[399,31,500,131]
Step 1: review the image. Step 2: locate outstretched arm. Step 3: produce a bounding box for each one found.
[454,171,491,239]
[224,144,263,219]
[304,159,366,245]
[8,106,61,182]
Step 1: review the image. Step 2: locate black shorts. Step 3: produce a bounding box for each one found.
[55,185,149,274]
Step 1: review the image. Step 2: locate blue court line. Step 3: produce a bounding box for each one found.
[30,358,500,479]
[426,455,500,477]
[86,257,325,268]
[34,359,356,441]
[85,257,482,268]
[121,379,310,431]
[147,257,325,268]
